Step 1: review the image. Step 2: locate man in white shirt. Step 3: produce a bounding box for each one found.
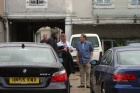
[57,34,74,87]
[57,34,73,52]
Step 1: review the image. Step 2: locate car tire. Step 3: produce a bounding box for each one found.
[66,80,70,93]
[101,83,106,93]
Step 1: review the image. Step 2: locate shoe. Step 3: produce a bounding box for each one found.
[70,85,72,87]
[77,85,85,88]
[86,85,90,88]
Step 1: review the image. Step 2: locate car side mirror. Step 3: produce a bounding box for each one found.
[90,60,98,65]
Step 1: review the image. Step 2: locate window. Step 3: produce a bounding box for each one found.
[97,0,111,4]
[71,37,99,48]
[93,0,114,8]
[100,50,111,65]
[29,0,46,6]
[0,47,55,63]
[26,0,48,8]
[118,51,140,65]
[131,0,140,5]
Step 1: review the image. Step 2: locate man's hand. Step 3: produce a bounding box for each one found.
[76,52,79,65]
[62,48,67,51]
[76,59,79,65]
[69,48,73,52]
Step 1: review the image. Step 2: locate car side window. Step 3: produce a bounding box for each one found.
[100,50,111,65]
[106,51,113,65]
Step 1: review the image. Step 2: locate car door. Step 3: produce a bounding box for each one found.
[91,50,112,93]
[95,49,116,93]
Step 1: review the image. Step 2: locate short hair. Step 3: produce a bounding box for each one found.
[60,33,66,38]
[43,34,47,37]
[51,31,58,36]
[81,34,87,39]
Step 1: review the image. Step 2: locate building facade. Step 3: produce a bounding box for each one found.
[2,0,140,51]
[4,0,70,42]
[67,0,140,52]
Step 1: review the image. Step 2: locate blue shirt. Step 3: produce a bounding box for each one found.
[76,41,94,64]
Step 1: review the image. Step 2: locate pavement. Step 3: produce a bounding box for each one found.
[70,71,90,93]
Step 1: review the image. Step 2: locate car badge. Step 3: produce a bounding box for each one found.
[23,69,27,74]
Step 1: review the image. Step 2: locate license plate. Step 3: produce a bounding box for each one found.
[9,77,39,84]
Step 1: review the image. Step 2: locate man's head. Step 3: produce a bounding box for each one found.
[43,34,47,40]
[80,34,87,42]
[51,32,58,39]
[60,34,66,42]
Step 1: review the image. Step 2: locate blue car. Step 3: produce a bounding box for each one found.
[90,46,140,93]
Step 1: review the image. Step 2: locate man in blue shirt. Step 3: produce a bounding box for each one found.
[76,34,94,88]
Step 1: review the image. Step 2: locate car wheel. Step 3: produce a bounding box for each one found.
[66,80,70,93]
[101,83,106,93]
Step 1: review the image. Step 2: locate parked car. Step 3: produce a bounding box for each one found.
[70,34,103,67]
[90,46,140,93]
[125,40,140,46]
[127,43,140,46]
[0,42,70,93]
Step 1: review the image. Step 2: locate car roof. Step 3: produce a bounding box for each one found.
[111,46,140,52]
[0,42,51,48]
[71,34,99,37]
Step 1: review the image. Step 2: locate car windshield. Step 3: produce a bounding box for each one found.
[118,51,140,65]
[0,47,54,63]
[71,37,99,48]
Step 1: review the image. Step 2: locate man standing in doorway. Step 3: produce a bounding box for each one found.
[47,32,58,54]
[40,34,48,43]
[76,34,94,88]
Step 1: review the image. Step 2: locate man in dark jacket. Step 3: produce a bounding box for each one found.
[40,34,48,43]
[47,32,58,54]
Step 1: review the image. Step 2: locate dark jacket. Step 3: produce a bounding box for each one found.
[62,49,75,77]
[47,34,58,54]
[40,39,47,43]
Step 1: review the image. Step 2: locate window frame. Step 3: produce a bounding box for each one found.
[26,0,48,8]
[100,50,113,65]
[128,0,140,8]
[93,0,114,9]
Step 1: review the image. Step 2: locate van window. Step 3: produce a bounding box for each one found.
[71,37,99,48]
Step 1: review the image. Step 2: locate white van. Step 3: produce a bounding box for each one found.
[70,34,103,66]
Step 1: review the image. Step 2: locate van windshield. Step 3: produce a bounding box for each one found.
[71,37,99,48]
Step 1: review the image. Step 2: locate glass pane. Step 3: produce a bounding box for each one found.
[30,0,37,4]
[104,0,111,3]
[97,0,103,3]
[38,0,45,4]
[138,0,140,4]
[0,47,54,63]
[71,37,99,48]
[131,0,138,4]
[118,51,140,65]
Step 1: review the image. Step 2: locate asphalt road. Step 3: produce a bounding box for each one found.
[70,71,90,93]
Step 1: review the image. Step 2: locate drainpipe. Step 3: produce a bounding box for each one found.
[6,19,9,42]
[0,14,7,42]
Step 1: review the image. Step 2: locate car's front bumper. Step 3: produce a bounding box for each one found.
[0,82,69,93]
